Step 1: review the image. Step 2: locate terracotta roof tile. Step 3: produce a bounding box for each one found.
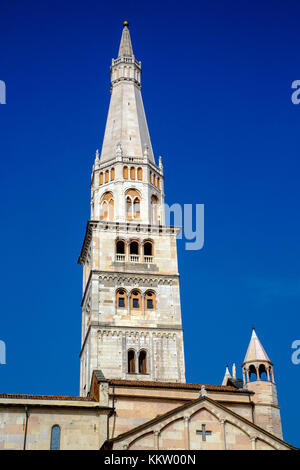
[0,393,93,401]
[109,379,249,393]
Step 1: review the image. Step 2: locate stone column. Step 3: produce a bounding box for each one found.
[250,436,257,450]
[219,419,227,450]
[154,430,160,450]
[184,415,190,450]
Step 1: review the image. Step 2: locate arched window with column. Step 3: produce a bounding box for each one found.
[128,350,136,374]
[138,350,147,374]
[125,189,141,220]
[50,425,61,450]
[100,192,114,221]
[249,364,257,382]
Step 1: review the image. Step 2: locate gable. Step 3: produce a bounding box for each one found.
[107,396,294,450]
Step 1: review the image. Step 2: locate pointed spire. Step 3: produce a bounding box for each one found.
[118,21,134,58]
[232,363,236,379]
[243,328,271,364]
[222,364,232,386]
[100,23,155,164]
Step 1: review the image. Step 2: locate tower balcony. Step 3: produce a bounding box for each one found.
[115,254,154,264]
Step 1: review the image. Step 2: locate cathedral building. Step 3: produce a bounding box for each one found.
[0,22,296,451]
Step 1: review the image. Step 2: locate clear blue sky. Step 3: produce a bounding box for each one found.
[1,0,300,447]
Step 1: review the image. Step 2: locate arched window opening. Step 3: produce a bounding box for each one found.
[126,196,132,219]
[128,350,136,374]
[249,365,257,382]
[130,166,136,180]
[153,174,157,187]
[131,290,141,309]
[123,166,128,179]
[111,168,115,181]
[99,172,103,186]
[137,167,143,180]
[100,192,114,221]
[143,241,153,257]
[116,240,125,254]
[259,364,268,381]
[145,291,155,310]
[116,289,127,308]
[150,171,153,184]
[139,350,147,374]
[157,177,160,189]
[151,195,159,225]
[133,197,140,219]
[129,241,139,254]
[50,425,61,450]
[105,170,109,183]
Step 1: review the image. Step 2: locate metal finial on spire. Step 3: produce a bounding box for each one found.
[123,20,129,27]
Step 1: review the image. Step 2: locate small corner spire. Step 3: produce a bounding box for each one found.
[222,364,232,386]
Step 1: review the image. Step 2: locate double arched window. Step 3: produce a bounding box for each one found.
[127,350,147,374]
[126,189,141,220]
[100,192,114,221]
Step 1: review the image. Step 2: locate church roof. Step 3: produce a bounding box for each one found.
[243,329,271,364]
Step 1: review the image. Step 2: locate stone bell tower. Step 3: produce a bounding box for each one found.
[78,22,186,396]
